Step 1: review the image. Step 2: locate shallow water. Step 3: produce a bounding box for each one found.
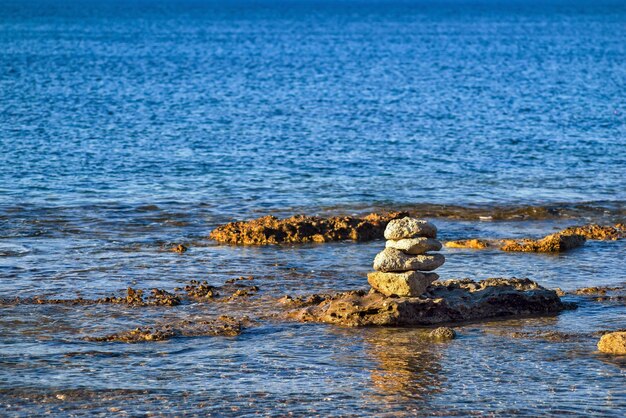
[1,0,626,416]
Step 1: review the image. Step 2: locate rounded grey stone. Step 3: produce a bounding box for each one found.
[384,217,437,240]
[373,248,445,272]
[385,237,442,254]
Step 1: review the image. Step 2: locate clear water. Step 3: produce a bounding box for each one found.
[1,0,625,416]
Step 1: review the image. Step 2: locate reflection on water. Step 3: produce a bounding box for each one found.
[363,328,445,402]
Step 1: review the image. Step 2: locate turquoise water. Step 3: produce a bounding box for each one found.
[1,0,625,415]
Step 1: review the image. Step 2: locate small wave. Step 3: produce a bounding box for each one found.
[0,243,30,257]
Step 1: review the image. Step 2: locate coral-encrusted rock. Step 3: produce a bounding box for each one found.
[597,332,626,355]
[385,237,442,254]
[373,248,445,272]
[367,271,438,297]
[445,239,490,249]
[384,217,437,240]
[209,212,408,245]
[285,278,565,327]
[501,233,586,252]
[429,327,456,340]
[561,224,625,241]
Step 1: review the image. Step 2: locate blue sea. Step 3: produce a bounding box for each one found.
[1,0,625,416]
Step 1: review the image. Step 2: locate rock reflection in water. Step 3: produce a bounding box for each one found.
[361,328,446,404]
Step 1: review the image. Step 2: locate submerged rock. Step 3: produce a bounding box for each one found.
[171,244,188,253]
[507,330,583,342]
[209,212,408,245]
[597,332,626,355]
[22,287,182,307]
[86,316,244,343]
[384,217,437,240]
[385,237,442,254]
[285,278,565,327]
[501,232,586,253]
[373,248,445,272]
[572,286,621,296]
[429,327,456,341]
[87,326,176,343]
[367,271,438,297]
[7,278,261,307]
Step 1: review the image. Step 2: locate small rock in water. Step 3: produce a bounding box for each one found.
[445,239,490,250]
[597,332,626,355]
[429,327,456,340]
[560,224,625,241]
[384,217,437,240]
[385,237,442,254]
[367,271,438,297]
[373,248,445,272]
[172,244,188,253]
[501,233,585,252]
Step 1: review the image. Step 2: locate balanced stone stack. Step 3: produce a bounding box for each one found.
[368,217,444,297]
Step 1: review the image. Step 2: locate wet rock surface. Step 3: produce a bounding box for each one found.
[444,239,491,249]
[500,232,586,252]
[171,243,188,253]
[560,224,625,241]
[86,316,245,343]
[1,278,261,307]
[209,211,408,245]
[284,278,565,327]
[445,223,624,253]
[428,327,456,340]
[597,332,626,355]
[564,285,626,302]
[1,287,183,307]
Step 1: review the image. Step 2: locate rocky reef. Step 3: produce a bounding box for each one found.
[86,316,245,343]
[500,232,586,252]
[284,278,565,327]
[209,212,408,245]
[444,223,625,253]
[560,224,625,241]
[2,278,261,307]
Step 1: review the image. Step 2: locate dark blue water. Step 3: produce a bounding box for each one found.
[1,1,625,416]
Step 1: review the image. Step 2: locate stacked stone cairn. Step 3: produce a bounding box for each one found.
[368,217,444,297]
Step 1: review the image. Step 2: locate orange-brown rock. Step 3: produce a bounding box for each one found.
[501,233,586,252]
[597,332,626,355]
[209,212,408,245]
[559,224,625,241]
[444,239,491,249]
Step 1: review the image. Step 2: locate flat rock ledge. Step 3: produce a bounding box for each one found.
[209,211,408,245]
[283,278,565,327]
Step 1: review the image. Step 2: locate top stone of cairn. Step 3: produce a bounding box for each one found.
[384,217,437,240]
